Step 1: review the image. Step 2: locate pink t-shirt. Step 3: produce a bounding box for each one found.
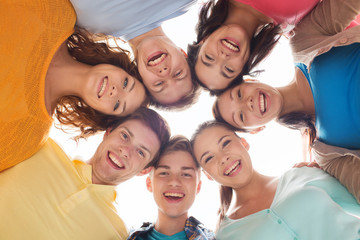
[235,0,320,30]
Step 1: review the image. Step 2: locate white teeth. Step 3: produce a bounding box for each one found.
[260,93,267,113]
[98,77,108,98]
[109,152,124,168]
[221,39,239,52]
[225,161,240,176]
[164,192,184,198]
[148,53,166,66]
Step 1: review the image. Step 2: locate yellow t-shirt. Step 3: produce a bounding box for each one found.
[0,0,75,171]
[0,138,128,239]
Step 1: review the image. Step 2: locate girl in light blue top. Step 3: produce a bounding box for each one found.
[191,121,360,240]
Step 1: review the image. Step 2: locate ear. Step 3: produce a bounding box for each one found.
[249,126,265,134]
[240,138,250,151]
[146,176,153,192]
[137,166,153,176]
[103,128,112,139]
[196,180,202,194]
[202,169,213,181]
[180,48,188,58]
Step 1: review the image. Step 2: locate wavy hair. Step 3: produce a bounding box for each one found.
[54,27,147,139]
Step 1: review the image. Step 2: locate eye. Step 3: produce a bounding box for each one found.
[240,112,244,122]
[123,77,128,89]
[225,66,234,73]
[204,155,213,164]
[159,172,169,176]
[182,173,192,177]
[222,139,231,148]
[174,70,183,78]
[120,131,129,141]
[237,90,241,99]
[205,54,214,61]
[137,149,145,158]
[113,100,120,111]
[154,81,164,87]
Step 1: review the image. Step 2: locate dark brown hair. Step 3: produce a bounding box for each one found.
[157,135,199,168]
[54,27,147,139]
[187,0,281,95]
[190,120,238,229]
[110,107,171,169]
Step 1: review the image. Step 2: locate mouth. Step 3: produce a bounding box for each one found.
[147,52,167,66]
[259,92,267,114]
[97,76,108,98]
[224,160,241,176]
[221,38,240,52]
[107,151,125,169]
[163,191,185,202]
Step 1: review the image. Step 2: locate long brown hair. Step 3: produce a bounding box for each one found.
[54,28,147,139]
[187,0,281,95]
[191,120,238,229]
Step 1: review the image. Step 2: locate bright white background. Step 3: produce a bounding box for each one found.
[50,2,303,231]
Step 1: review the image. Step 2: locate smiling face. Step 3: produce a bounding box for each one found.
[90,119,160,185]
[195,24,251,91]
[147,150,201,219]
[193,125,253,189]
[136,36,193,105]
[83,64,146,116]
[217,81,283,129]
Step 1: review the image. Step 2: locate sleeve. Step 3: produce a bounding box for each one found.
[291,0,360,52]
[311,140,360,204]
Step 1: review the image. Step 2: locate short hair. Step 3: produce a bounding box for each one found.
[156,135,199,169]
[110,107,171,168]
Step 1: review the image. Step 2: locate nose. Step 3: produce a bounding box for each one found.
[168,174,181,187]
[220,49,230,59]
[246,96,254,111]
[119,146,130,159]
[158,65,169,76]
[109,85,118,97]
[220,155,230,166]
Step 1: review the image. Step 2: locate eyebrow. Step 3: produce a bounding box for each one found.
[122,102,126,114]
[156,165,196,171]
[123,127,151,156]
[221,71,232,79]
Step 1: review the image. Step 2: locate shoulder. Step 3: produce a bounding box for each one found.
[185,217,216,240]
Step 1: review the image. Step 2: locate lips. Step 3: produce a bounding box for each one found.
[163,191,185,202]
[147,52,167,66]
[259,92,268,115]
[221,38,240,52]
[97,76,108,98]
[224,160,241,176]
[107,151,125,169]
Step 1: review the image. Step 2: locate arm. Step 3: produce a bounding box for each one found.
[311,140,360,204]
[291,0,360,53]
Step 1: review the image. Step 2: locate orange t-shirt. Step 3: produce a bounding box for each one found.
[0,0,76,171]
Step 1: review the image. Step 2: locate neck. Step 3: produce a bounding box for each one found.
[128,27,166,58]
[229,171,277,219]
[45,42,90,115]
[154,210,188,236]
[226,0,272,37]
[277,68,315,116]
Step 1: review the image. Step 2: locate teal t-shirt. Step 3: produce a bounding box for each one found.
[136,228,187,240]
[216,167,360,240]
[295,43,360,149]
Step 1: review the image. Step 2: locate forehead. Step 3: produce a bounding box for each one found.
[113,119,160,150]
[194,126,231,152]
[158,150,198,170]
